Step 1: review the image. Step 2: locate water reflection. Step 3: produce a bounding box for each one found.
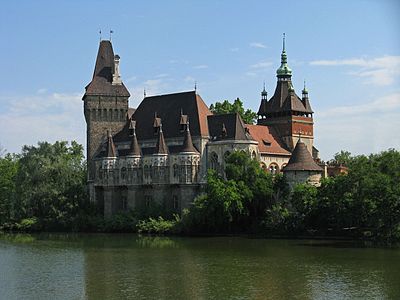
[1,234,399,299]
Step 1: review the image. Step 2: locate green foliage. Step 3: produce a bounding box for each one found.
[0,141,90,231]
[182,151,283,234]
[137,216,178,234]
[209,98,258,124]
[0,154,19,223]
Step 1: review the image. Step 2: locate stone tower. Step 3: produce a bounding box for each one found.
[257,34,315,155]
[82,40,130,201]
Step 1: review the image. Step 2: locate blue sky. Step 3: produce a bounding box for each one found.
[0,0,399,160]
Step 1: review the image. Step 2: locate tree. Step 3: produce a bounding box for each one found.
[210,98,258,124]
[14,141,89,230]
[332,150,352,165]
[0,154,19,223]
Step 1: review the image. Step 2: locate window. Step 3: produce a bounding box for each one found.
[173,164,179,179]
[251,151,257,159]
[144,195,152,207]
[224,151,231,161]
[210,152,219,170]
[121,167,127,181]
[144,165,150,179]
[269,163,279,175]
[173,195,179,210]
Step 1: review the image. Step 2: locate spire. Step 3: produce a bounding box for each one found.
[181,121,198,153]
[106,130,117,158]
[128,121,141,157]
[154,122,168,155]
[276,33,292,77]
[302,80,308,96]
[83,40,130,98]
[261,81,268,100]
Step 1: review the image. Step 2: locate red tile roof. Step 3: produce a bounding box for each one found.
[247,124,291,155]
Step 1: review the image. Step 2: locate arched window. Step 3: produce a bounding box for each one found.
[251,151,257,159]
[103,109,107,121]
[114,109,119,122]
[173,164,179,178]
[261,163,267,172]
[210,152,219,170]
[97,109,102,121]
[144,165,150,179]
[269,163,279,175]
[224,151,231,162]
[109,109,113,121]
[121,167,127,181]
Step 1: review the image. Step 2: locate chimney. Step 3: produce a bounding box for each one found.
[112,54,122,85]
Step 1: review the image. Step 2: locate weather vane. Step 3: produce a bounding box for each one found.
[110,29,114,41]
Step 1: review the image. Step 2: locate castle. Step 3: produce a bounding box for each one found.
[83,37,323,217]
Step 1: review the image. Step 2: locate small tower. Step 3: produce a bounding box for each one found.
[102,130,118,186]
[126,120,142,184]
[152,121,169,184]
[257,34,315,154]
[282,139,323,189]
[179,121,200,184]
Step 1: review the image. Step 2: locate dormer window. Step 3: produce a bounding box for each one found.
[180,114,188,132]
[262,139,271,146]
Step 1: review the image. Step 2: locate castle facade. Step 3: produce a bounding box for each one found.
[83,38,323,217]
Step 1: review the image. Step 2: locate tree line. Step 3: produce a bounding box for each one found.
[0,140,399,243]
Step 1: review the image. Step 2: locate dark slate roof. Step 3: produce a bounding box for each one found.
[257,80,313,115]
[207,113,253,141]
[106,130,117,157]
[181,123,198,153]
[83,40,130,98]
[283,141,323,172]
[114,91,212,142]
[282,91,309,113]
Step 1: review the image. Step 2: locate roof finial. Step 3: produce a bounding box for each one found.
[109,29,114,41]
[99,29,102,42]
[194,81,197,92]
[263,81,266,91]
[283,33,286,52]
[144,88,146,98]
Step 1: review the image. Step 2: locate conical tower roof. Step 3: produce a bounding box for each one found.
[283,140,322,172]
[154,123,168,155]
[83,40,130,98]
[128,125,141,157]
[181,122,198,153]
[106,130,117,158]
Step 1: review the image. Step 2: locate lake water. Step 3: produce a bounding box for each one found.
[0,234,399,300]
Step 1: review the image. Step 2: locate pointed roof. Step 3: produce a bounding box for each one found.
[83,40,130,98]
[207,113,253,141]
[154,123,168,155]
[106,130,117,158]
[276,33,292,77]
[127,122,141,157]
[181,122,198,153]
[283,140,323,172]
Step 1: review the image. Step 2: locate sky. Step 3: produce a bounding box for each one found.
[0,0,399,160]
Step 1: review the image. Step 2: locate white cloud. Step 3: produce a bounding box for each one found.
[230,47,239,52]
[310,55,400,86]
[315,93,400,160]
[250,42,267,49]
[193,65,208,69]
[250,60,273,69]
[0,92,85,154]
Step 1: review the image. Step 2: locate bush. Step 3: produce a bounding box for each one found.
[137,216,178,234]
